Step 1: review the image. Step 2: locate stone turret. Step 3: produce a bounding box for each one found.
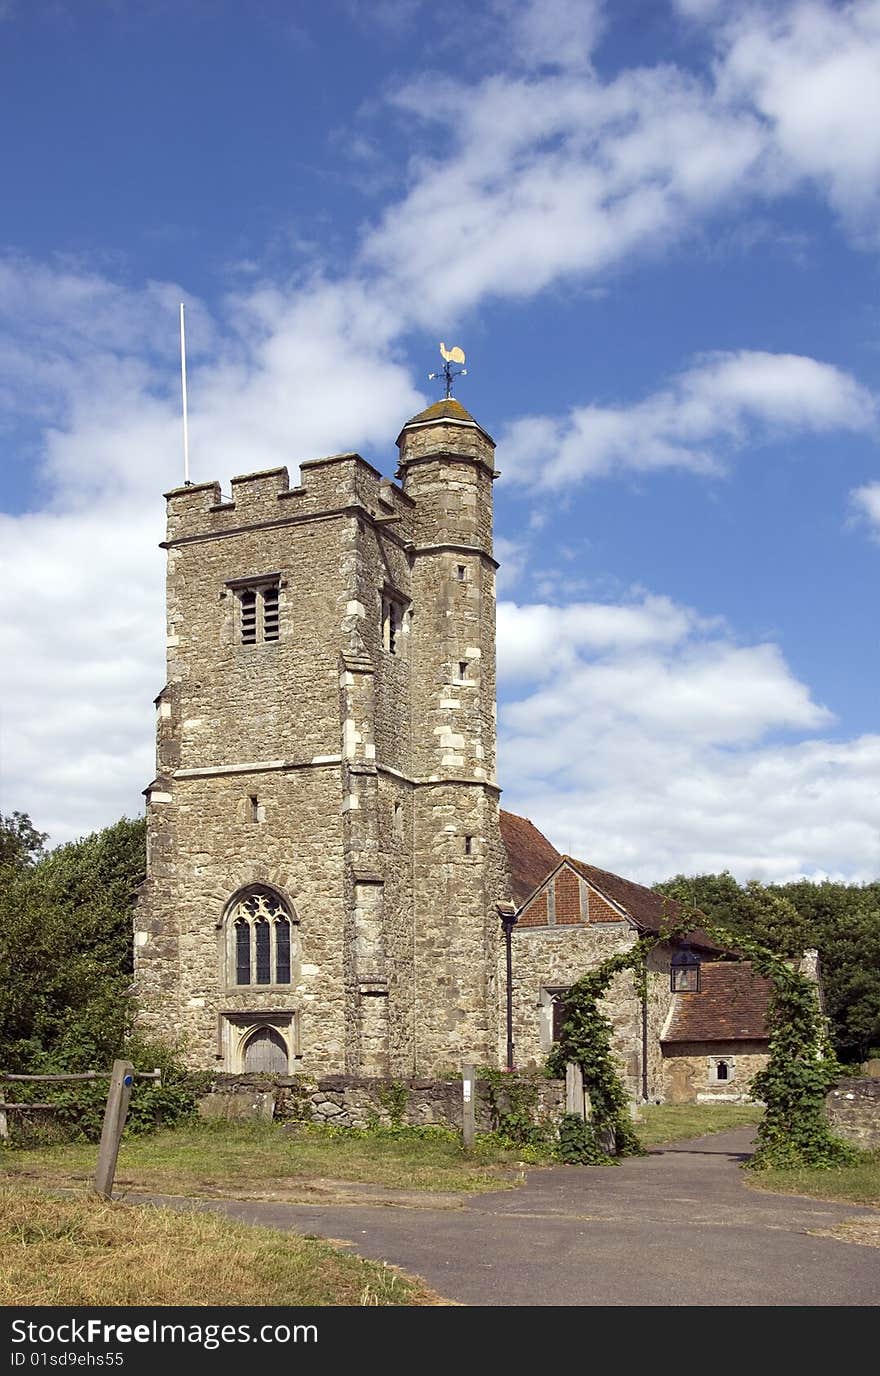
[396,399,505,1070]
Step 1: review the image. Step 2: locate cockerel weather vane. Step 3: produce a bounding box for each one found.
[429,342,467,399]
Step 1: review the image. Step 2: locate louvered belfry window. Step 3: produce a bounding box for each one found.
[229,889,294,986]
[234,579,280,645]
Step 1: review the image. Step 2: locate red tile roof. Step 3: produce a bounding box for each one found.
[499,813,727,951]
[565,857,723,952]
[661,962,772,1043]
[499,810,562,906]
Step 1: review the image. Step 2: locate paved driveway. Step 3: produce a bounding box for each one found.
[159,1130,879,1306]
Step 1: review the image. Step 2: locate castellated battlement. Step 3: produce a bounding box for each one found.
[163,452,414,546]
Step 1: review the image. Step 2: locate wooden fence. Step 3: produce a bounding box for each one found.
[0,1064,161,1198]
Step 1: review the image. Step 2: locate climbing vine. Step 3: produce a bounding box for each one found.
[479,1067,556,1155]
[547,943,655,1163]
[697,924,859,1170]
[547,905,858,1171]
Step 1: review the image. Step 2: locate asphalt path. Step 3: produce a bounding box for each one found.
[152,1129,879,1307]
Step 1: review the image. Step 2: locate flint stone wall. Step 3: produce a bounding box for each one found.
[826,1078,880,1150]
[198,1072,565,1132]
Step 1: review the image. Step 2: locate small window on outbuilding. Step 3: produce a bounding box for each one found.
[551,992,569,1045]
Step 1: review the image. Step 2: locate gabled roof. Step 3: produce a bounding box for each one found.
[662,962,772,1043]
[565,857,722,952]
[499,810,724,951]
[499,810,562,906]
[565,855,673,931]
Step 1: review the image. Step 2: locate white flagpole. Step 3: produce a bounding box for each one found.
[179,302,190,484]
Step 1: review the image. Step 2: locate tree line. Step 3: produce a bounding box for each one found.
[1,810,878,1078]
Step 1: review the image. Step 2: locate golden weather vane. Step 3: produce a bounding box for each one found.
[428,342,467,399]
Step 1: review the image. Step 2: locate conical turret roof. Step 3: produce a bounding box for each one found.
[397,396,494,448]
[403,398,476,426]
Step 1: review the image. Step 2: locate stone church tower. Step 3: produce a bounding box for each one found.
[135,398,511,1077]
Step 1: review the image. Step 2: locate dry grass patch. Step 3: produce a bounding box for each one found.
[0,1185,444,1306]
[811,1216,880,1248]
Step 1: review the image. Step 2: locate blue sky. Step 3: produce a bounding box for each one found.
[2,0,879,884]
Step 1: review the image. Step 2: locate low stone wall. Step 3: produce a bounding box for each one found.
[198,1071,565,1132]
[826,1078,880,1151]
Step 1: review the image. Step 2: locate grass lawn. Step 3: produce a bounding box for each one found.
[0,1184,444,1306]
[635,1102,763,1148]
[0,1120,531,1199]
[746,1156,880,1208]
[4,1106,876,1219]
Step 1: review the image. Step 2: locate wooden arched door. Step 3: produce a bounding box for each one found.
[242,1026,288,1073]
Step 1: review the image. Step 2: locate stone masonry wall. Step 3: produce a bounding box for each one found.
[198,1071,566,1132]
[660,1042,768,1103]
[398,408,507,1073]
[503,923,639,1084]
[136,766,345,1069]
[826,1078,880,1149]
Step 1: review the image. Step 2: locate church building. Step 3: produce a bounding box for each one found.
[134,395,774,1103]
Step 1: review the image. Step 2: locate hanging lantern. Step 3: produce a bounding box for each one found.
[670,943,701,993]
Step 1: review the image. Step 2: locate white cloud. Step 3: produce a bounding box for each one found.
[0,504,164,839]
[498,593,880,884]
[494,534,529,592]
[499,351,876,488]
[504,732,880,885]
[498,594,708,679]
[355,1,880,325]
[364,64,767,321]
[714,0,880,242]
[851,480,880,534]
[502,0,606,71]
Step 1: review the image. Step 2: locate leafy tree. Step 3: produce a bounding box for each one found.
[0,811,48,873]
[0,816,145,1071]
[0,812,205,1138]
[780,880,880,1063]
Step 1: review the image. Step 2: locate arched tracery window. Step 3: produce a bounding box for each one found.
[228,887,294,986]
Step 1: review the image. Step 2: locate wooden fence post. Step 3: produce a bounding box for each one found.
[565,1061,585,1119]
[461,1062,476,1149]
[93,1060,134,1200]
